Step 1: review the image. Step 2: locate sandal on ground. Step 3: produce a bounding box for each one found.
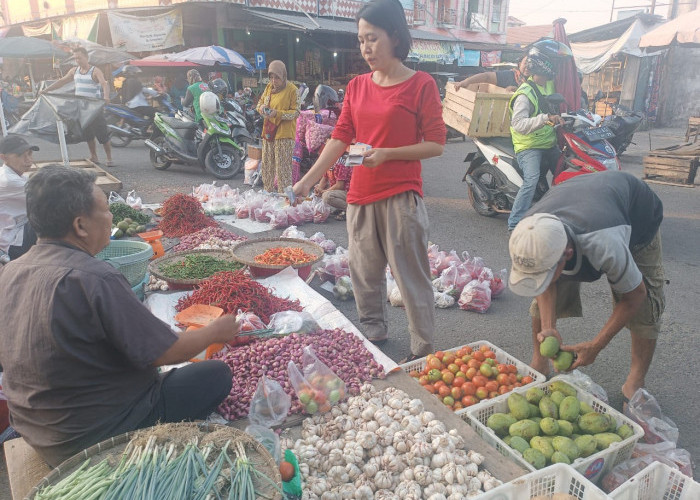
[367,337,388,346]
[105,160,116,168]
[334,211,346,221]
[398,353,421,365]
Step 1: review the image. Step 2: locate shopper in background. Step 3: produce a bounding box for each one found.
[256,60,299,193]
[455,54,529,92]
[182,69,210,124]
[293,0,446,363]
[169,74,188,111]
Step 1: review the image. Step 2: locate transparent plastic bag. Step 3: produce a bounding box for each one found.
[313,199,331,223]
[108,191,125,205]
[248,375,291,428]
[490,268,507,298]
[245,423,281,463]
[625,388,679,444]
[434,288,455,309]
[389,286,404,307]
[318,250,350,283]
[464,256,485,280]
[458,279,492,313]
[268,310,320,335]
[308,232,326,244]
[601,454,675,493]
[439,263,471,296]
[332,275,354,301]
[270,208,289,229]
[319,239,336,254]
[299,201,315,223]
[281,225,306,239]
[288,346,346,414]
[631,441,694,477]
[556,369,609,403]
[125,190,142,210]
[435,249,461,274]
[236,309,266,331]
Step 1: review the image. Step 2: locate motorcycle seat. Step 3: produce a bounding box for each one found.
[488,136,516,157]
[161,115,198,130]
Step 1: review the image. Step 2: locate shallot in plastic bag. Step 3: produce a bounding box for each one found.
[281,225,306,240]
[313,200,331,223]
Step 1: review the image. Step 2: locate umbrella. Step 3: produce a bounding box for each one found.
[167,46,254,73]
[639,9,700,48]
[129,54,204,68]
[0,36,69,59]
[59,39,135,65]
[552,19,583,113]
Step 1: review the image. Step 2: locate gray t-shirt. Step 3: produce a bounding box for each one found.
[0,241,178,466]
[526,171,663,293]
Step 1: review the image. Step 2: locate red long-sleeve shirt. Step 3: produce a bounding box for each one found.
[331,71,446,205]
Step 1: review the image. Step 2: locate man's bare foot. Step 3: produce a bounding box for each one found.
[89,157,99,163]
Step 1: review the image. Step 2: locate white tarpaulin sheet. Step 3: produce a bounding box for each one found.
[572,18,664,74]
[144,267,398,372]
[108,9,183,53]
[214,215,272,234]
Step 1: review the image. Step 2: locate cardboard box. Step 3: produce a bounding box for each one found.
[247,144,262,160]
[442,82,512,138]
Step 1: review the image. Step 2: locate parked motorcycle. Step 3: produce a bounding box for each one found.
[221,97,255,153]
[590,91,644,156]
[463,95,620,217]
[144,107,244,179]
[105,92,176,148]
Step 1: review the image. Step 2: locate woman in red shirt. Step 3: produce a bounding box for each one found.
[294,0,446,362]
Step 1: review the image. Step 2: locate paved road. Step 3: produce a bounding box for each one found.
[19,128,700,477]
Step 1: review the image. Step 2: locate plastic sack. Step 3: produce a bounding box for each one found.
[125,190,142,210]
[386,267,398,301]
[438,263,471,295]
[631,441,694,477]
[245,423,281,463]
[464,256,485,280]
[235,204,250,219]
[434,288,455,309]
[333,275,354,301]
[108,191,125,205]
[318,250,350,283]
[248,375,291,428]
[556,369,609,403]
[313,199,331,223]
[288,346,346,414]
[435,249,461,274]
[458,279,492,313]
[319,239,336,254]
[268,310,320,335]
[389,286,404,307]
[490,268,507,298]
[299,201,315,223]
[270,208,289,230]
[601,454,674,493]
[625,388,679,444]
[236,309,266,332]
[281,225,306,240]
[308,232,326,244]
[427,243,442,278]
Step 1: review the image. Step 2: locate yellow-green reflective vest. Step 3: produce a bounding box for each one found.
[509,79,556,154]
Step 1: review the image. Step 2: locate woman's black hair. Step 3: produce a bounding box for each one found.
[356,0,412,61]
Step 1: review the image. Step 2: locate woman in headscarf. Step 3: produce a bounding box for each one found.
[256,60,299,193]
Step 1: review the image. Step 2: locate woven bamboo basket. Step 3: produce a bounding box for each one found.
[148,248,245,289]
[231,237,324,279]
[27,422,282,500]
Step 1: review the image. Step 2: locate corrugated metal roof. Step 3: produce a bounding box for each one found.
[506,25,552,46]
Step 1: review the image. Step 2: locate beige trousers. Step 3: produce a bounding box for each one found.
[261,138,294,193]
[346,191,435,356]
[322,189,348,210]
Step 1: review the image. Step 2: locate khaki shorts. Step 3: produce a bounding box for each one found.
[530,231,665,339]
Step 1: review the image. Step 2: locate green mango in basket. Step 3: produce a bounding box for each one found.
[509,419,540,440]
[559,396,581,422]
[526,387,546,405]
[595,432,623,450]
[507,392,531,420]
[509,436,530,455]
[522,448,547,469]
[550,390,566,407]
[530,436,555,461]
[617,423,635,440]
[539,396,559,419]
[553,436,581,461]
[549,380,578,397]
[551,450,571,464]
[487,413,517,437]
[539,417,560,436]
[578,412,613,434]
[557,420,574,437]
[575,435,598,457]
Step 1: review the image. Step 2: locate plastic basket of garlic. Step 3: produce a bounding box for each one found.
[279,384,503,499]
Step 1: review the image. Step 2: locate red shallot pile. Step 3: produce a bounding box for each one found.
[175,271,302,323]
[213,329,385,420]
[173,227,247,252]
[158,193,217,237]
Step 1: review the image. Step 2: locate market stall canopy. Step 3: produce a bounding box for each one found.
[59,38,135,65]
[129,54,203,68]
[639,8,700,48]
[0,36,69,59]
[9,93,104,144]
[571,17,666,74]
[167,46,254,73]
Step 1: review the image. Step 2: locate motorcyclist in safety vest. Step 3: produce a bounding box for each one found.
[182,69,210,125]
[507,40,572,232]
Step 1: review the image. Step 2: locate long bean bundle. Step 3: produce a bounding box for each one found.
[159,255,244,280]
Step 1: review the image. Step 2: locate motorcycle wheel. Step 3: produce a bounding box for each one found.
[149,136,172,170]
[106,116,132,148]
[467,164,499,217]
[235,138,249,161]
[205,145,242,179]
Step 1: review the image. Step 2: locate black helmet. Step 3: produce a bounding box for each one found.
[123,65,141,76]
[313,85,339,113]
[526,40,573,79]
[209,78,228,97]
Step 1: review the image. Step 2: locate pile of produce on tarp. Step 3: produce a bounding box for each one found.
[159,193,217,237]
[173,227,247,252]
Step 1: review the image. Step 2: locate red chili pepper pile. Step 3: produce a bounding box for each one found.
[159,193,217,237]
[176,270,302,323]
[254,247,316,266]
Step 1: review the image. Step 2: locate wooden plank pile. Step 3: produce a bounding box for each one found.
[442,82,513,138]
[643,143,699,187]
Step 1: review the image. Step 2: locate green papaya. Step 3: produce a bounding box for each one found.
[617,423,635,440]
[539,417,560,436]
[575,435,598,457]
[550,390,566,407]
[551,450,571,464]
[522,448,546,469]
[530,436,555,460]
[557,420,574,437]
[539,336,560,358]
[579,412,613,434]
[487,413,517,437]
[553,351,574,372]
[526,387,546,405]
[507,393,531,420]
[552,436,580,461]
[549,380,578,397]
[509,419,540,440]
[539,396,559,419]
[559,396,581,422]
[509,436,530,454]
[595,432,623,450]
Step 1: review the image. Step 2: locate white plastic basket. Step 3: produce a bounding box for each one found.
[399,340,545,413]
[462,375,644,484]
[609,461,700,500]
[478,463,612,500]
